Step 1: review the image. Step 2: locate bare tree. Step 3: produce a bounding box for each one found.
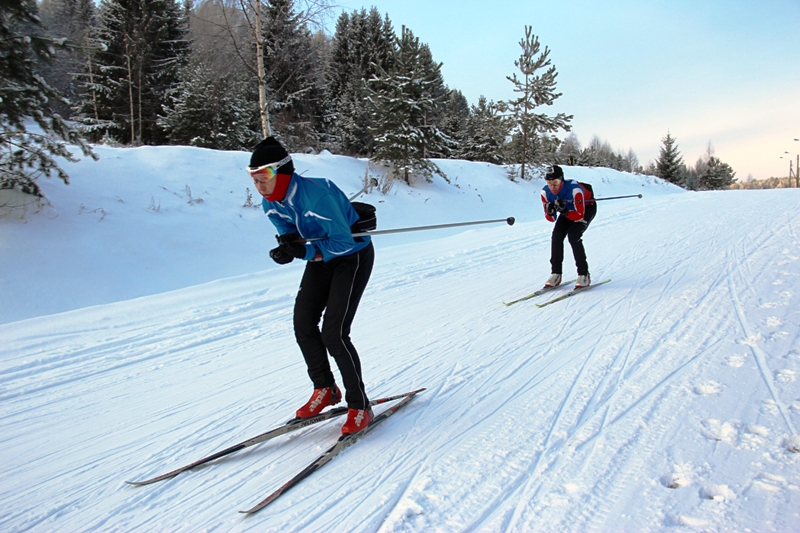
[213,0,334,138]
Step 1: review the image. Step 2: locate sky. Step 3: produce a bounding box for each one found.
[2,145,800,530]
[330,0,800,181]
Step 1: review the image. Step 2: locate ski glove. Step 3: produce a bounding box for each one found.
[546,202,558,217]
[555,199,569,213]
[276,233,307,259]
[270,246,294,265]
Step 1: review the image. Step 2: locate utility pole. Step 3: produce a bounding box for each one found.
[794,139,799,188]
[786,150,799,188]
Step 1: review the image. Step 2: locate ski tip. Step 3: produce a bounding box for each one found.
[506,217,515,226]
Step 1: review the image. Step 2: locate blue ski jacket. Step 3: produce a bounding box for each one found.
[262,173,371,262]
[540,179,593,222]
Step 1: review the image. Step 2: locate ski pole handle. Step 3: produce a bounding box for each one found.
[305,217,515,241]
[592,194,642,202]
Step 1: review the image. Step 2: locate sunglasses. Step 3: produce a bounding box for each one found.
[247,155,292,183]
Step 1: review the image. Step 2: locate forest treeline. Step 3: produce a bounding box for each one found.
[2,0,740,197]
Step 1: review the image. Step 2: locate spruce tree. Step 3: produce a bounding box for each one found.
[459,96,508,164]
[505,26,571,180]
[1,0,95,197]
[438,89,470,154]
[327,7,394,156]
[159,60,259,150]
[73,0,189,145]
[655,132,685,186]
[368,26,451,185]
[698,156,736,190]
[38,0,96,118]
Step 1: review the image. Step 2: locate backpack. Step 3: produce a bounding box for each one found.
[350,201,377,233]
[578,181,594,200]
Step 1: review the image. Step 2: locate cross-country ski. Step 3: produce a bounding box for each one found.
[126,389,424,486]
[240,389,424,514]
[535,279,612,308]
[503,279,576,306]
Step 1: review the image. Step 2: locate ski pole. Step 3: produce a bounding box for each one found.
[305,217,515,241]
[592,194,642,202]
[348,178,379,201]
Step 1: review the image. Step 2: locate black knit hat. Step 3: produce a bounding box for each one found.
[545,165,564,181]
[250,137,293,174]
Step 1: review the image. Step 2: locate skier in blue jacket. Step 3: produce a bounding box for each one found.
[248,137,374,435]
[540,165,596,289]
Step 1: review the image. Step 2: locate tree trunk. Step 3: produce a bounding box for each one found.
[125,40,135,144]
[254,0,270,138]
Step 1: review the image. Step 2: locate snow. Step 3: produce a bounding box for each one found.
[1,145,799,532]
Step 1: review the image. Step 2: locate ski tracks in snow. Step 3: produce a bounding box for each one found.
[376,192,800,533]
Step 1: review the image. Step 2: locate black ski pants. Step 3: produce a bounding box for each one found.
[293,242,374,410]
[550,203,597,276]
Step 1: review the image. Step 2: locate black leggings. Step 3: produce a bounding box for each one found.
[550,203,596,276]
[293,243,374,410]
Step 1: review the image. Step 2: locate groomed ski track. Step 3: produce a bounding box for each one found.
[2,190,799,532]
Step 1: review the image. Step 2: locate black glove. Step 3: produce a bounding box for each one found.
[555,199,568,213]
[269,246,294,265]
[546,202,557,217]
[276,233,307,259]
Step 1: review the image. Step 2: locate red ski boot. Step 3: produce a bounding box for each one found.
[341,407,374,435]
[295,385,341,419]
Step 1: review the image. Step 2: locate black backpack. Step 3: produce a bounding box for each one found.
[350,201,377,233]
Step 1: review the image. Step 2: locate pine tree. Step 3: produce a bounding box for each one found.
[368,26,451,185]
[505,26,572,180]
[655,132,685,186]
[1,0,95,197]
[73,0,189,145]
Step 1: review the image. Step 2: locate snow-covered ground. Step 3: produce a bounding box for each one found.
[1,146,799,532]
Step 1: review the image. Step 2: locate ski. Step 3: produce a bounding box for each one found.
[126,389,425,486]
[239,388,425,514]
[535,279,611,308]
[504,279,577,306]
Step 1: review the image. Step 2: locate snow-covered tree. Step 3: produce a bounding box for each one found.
[259,0,325,149]
[73,0,189,145]
[438,89,470,154]
[159,60,259,150]
[327,7,394,156]
[1,0,95,197]
[505,26,571,180]
[698,156,736,190]
[458,96,509,165]
[368,26,451,185]
[38,0,96,118]
[655,132,685,186]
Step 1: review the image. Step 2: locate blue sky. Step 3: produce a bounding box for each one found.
[331,0,800,181]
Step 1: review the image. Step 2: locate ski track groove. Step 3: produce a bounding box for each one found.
[464,239,740,531]
[725,217,798,435]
